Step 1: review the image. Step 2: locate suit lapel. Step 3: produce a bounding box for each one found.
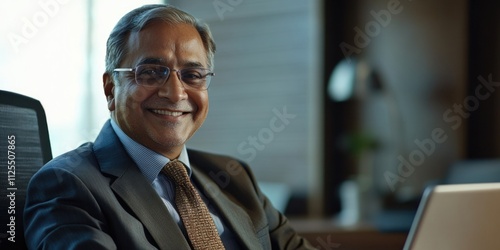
[191,167,263,250]
[94,121,190,249]
[111,166,190,249]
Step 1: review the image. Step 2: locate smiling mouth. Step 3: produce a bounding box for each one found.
[151,109,185,117]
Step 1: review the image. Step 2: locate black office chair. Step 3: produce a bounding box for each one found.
[0,90,52,250]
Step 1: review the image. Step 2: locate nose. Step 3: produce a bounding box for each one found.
[157,70,188,102]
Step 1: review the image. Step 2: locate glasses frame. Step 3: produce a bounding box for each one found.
[113,64,215,90]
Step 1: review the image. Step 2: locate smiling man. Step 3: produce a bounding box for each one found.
[107,21,210,159]
[23,4,314,250]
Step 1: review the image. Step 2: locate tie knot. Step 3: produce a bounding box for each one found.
[162,160,190,185]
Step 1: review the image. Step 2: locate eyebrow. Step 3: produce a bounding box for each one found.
[183,61,204,68]
[137,58,165,65]
[136,58,205,68]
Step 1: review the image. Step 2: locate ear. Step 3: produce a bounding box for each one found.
[103,73,116,111]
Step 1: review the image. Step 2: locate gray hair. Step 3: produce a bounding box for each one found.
[105,4,216,74]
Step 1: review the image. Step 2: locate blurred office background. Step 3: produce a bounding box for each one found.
[2,0,500,227]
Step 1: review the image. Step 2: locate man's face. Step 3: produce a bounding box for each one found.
[103,22,210,159]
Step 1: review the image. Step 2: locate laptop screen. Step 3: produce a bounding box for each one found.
[404,183,500,250]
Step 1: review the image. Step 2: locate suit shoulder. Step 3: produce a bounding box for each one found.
[187,148,247,165]
[40,142,97,173]
[187,148,252,173]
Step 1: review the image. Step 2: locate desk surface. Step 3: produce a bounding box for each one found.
[290,218,408,250]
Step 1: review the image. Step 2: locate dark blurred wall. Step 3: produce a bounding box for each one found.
[467,0,500,158]
[324,0,470,214]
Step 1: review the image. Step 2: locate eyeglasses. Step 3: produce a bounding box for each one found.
[113,64,214,90]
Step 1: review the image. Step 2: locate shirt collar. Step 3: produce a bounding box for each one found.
[110,119,192,183]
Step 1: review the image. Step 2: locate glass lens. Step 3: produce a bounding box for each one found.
[180,68,211,88]
[135,65,169,86]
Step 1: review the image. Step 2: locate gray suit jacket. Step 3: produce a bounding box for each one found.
[24,121,314,249]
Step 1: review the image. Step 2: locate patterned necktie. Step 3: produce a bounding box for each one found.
[162,160,225,250]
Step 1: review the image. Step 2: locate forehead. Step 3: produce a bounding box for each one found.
[123,21,208,67]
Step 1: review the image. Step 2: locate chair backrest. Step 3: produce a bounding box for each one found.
[0,90,52,250]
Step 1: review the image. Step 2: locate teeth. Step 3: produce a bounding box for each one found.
[152,109,183,116]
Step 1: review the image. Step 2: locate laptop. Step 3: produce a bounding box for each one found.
[403,182,500,250]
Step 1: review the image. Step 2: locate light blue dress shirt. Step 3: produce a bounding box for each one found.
[110,119,239,248]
